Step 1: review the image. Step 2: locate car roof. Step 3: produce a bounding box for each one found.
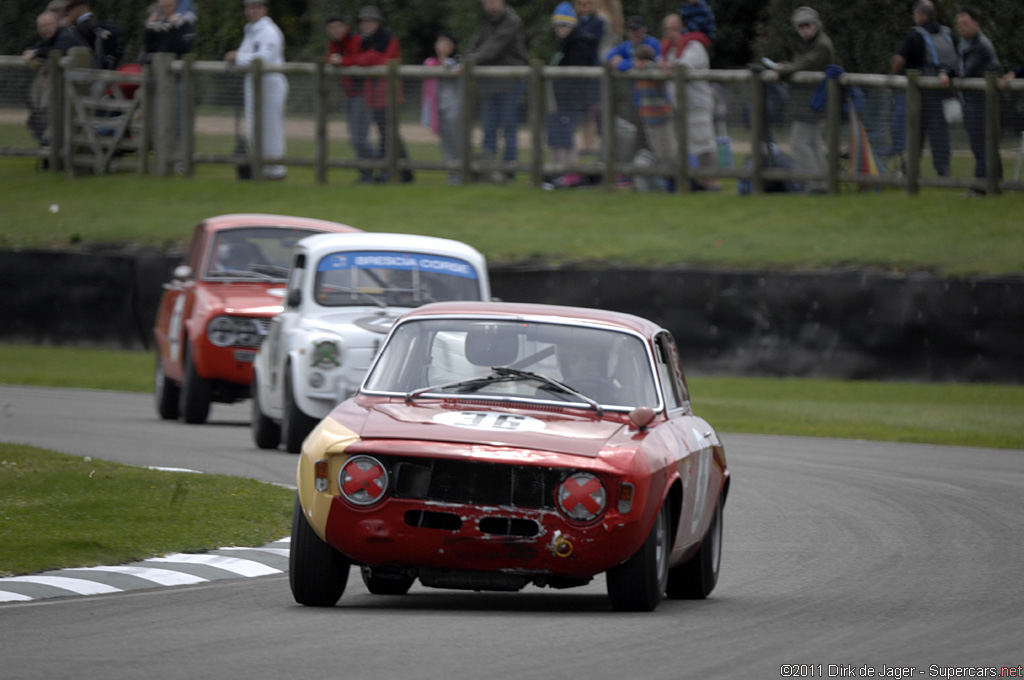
[199,214,361,233]
[297,232,487,267]
[397,301,663,337]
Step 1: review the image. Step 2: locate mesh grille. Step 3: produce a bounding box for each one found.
[385,456,567,510]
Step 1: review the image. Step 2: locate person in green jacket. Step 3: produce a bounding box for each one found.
[768,6,834,193]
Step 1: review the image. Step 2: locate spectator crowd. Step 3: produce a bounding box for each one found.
[17,0,1024,195]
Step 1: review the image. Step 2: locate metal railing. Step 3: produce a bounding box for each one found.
[2,48,1023,194]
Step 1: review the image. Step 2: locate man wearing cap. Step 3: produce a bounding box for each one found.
[766,6,834,193]
[226,0,288,180]
[348,6,413,182]
[606,16,660,72]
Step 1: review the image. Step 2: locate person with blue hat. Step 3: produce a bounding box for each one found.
[547,1,598,187]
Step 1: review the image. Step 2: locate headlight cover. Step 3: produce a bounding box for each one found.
[338,455,389,506]
[556,472,607,522]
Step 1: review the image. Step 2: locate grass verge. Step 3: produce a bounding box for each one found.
[2,157,1023,276]
[2,344,1022,450]
[0,442,292,577]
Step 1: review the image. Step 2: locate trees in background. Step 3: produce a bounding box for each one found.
[2,0,1022,74]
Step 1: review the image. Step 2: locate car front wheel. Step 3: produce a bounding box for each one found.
[154,354,179,420]
[606,501,670,612]
[282,365,318,454]
[289,495,349,607]
[250,374,281,450]
[666,492,723,600]
[179,342,210,424]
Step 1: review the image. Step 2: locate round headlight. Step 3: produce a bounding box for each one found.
[235,318,261,347]
[557,472,607,522]
[207,316,237,347]
[308,371,324,389]
[338,455,389,506]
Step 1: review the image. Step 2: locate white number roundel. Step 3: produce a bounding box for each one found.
[432,411,547,433]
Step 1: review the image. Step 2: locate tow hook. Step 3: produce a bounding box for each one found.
[551,531,573,558]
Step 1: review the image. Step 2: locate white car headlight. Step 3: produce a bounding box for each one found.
[207,316,238,347]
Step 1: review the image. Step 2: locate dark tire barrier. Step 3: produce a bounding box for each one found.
[2,250,1022,383]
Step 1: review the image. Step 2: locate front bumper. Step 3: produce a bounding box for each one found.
[321,494,645,579]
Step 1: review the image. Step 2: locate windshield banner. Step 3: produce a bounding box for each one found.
[318,251,478,279]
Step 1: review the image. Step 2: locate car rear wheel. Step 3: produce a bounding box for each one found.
[289,495,350,607]
[360,566,415,595]
[282,365,318,454]
[154,354,179,420]
[606,501,670,612]
[666,493,723,600]
[179,342,210,424]
[250,373,281,450]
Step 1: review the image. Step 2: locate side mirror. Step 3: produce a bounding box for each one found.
[627,406,656,431]
[286,288,301,308]
[173,265,192,280]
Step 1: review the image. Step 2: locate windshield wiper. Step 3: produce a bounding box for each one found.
[207,268,275,281]
[404,372,519,402]
[490,366,603,416]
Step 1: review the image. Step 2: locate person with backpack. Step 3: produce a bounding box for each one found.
[65,0,125,70]
[891,0,954,177]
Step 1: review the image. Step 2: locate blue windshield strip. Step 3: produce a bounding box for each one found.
[317,251,478,280]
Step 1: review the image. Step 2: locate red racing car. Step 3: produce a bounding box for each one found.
[153,214,360,424]
[291,301,729,611]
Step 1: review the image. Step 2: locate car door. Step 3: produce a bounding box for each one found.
[654,331,720,553]
[263,251,307,414]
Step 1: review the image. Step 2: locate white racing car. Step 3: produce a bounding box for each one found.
[251,232,491,452]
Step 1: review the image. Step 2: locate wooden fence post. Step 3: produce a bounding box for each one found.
[749,71,765,195]
[674,65,690,194]
[47,50,64,173]
[314,61,328,184]
[250,58,264,181]
[529,60,544,187]
[385,59,400,183]
[152,52,174,177]
[984,71,1001,196]
[826,75,841,194]
[180,53,196,177]
[905,70,921,196]
[601,64,616,191]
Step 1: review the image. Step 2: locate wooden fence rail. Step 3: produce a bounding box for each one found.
[2,49,1023,194]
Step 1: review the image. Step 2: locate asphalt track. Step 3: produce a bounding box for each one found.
[1,385,1022,680]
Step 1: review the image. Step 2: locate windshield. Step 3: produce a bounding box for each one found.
[204,227,320,281]
[314,251,481,308]
[363,318,660,410]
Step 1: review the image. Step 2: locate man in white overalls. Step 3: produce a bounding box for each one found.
[225,0,288,180]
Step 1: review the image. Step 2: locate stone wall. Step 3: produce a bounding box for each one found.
[2,250,1022,383]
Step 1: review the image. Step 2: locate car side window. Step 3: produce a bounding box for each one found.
[654,332,684,411]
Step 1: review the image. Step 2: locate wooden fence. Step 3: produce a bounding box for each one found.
[2,47,1023,194]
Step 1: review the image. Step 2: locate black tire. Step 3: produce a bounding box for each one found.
[666,493,723,600]
[250,374,281,450]
[154,354,179,420]
[360,566,415,595]
[289,495,350,607]
[606,501,671,612]
[179,342,210,424]
[282,364,318,454]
